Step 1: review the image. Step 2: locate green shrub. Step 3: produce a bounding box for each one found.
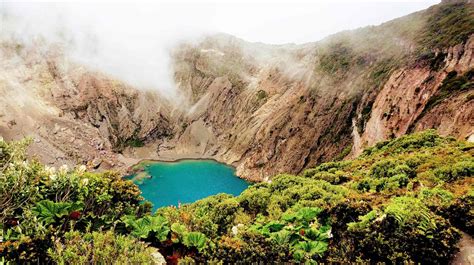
[256,90,267,100]
[363,130,443,156]
[48,230,155,264]
[309,171,349,185]
[0,139,143,263]
[445,191,474,235]
[125,138,145,148]
[1,130,472,263]
[239,185,272,214]
[417,2,474,50]
[370,160,415,179]
[347,197,461,263]
[434,160,474,182]
[418,187,455,208]
[184,194,240,236]
[209,231,290,263]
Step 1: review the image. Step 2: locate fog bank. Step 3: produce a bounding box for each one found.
[1,1,438,95]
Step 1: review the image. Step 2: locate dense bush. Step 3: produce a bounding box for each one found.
[48,230,155,264]
[1,130,472,263]
[0,138,147,263]
[347,197,461,264]
[445,191,474,235]
[434,160,474,182]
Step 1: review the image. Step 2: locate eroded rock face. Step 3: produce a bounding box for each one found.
[357,36,474,156]
[163,20,473,180]
[1,1,473,180]
[0,41,174,170]
[46,61,174,150]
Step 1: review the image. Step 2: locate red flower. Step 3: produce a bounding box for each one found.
[8,218,19,226]
[166,252,181,265]
[69,211,81,220]
[299,229,305,236]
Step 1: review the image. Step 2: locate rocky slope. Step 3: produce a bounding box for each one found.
[0,0,473,180]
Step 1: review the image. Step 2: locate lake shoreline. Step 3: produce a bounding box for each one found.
[125,157,250,180]
[127,159,251,209]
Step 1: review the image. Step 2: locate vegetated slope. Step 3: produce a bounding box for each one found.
[0,0,473,180]
[1,130,472,263]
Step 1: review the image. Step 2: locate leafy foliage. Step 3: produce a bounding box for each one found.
[155,131,471,263]
[48,230,155,264]
[123,215,170,240]
[183,232,208,251]
[250,207,330,261]
[347,197,460,264]
[1,130,472,263]
[32,200,83,226]
[0,139,145,263]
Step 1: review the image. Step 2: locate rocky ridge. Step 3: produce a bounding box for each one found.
[0,1,472,180]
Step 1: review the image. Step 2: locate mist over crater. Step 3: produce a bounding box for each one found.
[1,1,437,98]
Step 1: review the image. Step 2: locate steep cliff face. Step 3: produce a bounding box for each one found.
[0,1,473,180]
[162,1,473,179]
[0,41,174,170]
[357,36,474,155]
[46,59,175,151]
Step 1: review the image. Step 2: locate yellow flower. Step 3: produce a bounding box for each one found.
[81,178,89,186]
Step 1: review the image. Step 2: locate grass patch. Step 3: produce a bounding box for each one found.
[417,2,474,50]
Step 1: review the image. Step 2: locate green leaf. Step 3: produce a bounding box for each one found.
[297,207,322,223]
[32,200,81,225]
[171,222,188,243]
[282,207,322,224]
[148,216,170,241]
[292,249,305,261]
[183,232,208,252]
[271,230,292,246]
[124,216,170,240]
[265,221,285,232]
[129,217,152,239]
[293,240,328,259]
[171,223,187,235]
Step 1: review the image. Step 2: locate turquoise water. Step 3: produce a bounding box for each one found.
[130,160,250,210]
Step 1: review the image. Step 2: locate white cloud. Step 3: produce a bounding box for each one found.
[1,0,439,95]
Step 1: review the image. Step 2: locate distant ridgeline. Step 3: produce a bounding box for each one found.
[1,130,473,263]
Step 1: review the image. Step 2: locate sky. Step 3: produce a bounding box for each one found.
[1,0,440,95]
[211,1,440,44]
